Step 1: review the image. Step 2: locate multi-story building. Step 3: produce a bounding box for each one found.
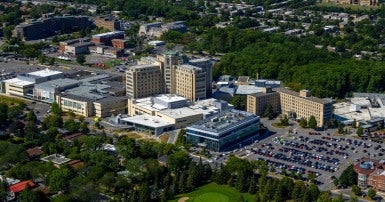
[354,158,385,191]
[91,31,125,46]
[126,54,213,101]
[138,22,162,37]
[56,81,127,118]
[138,21,187,37]
[111,39,128,49]
[189,58,213,97]
[2,69,64,97]
[276,88,333,127]
[33,78,80,103]
[59,38,90,53]
[247,87,281,116]
[186,109,260,152]
[157,52,183,93]
[95,16,120,31]
[64,42,94,55]
[327,0,376,5]
[13,16,94,41]
[123,94,233,135]
[126,64,162,99]
[173,64,206,101]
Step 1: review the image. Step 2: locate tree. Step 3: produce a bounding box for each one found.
[338,123,345,134]
[19,188,41,202]
[230,95,246,110]
[317,191,332,202]
[263,104,275,119]
[76,54,86,65]
[368,188,376,199]
[48,168,74,192]
[356,127,363,136]
[80,122,89,134]
[139,183,150,202]
[51,102,62,115]
[63,118,79,133]
[0,179,8,202]
[309,184,320,201]
[308,115,317,129]
[338,165,357,186]
[279,115,289,126]
[351,184,361,196]
[100,172,116,191]
[299,118,308,128]
[167,150,191,172]
[48,57,55,66]
[248,176,256,194]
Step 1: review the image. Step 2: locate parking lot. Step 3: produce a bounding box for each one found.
[218,118,385,190]
[243,121,385,189]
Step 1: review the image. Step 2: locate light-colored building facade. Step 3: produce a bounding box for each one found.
[157,52,183,93]
[1,69,64,97]
[33,78,80,103]
[127,94,233,130]
[247,87,281,116]
[56,94,93,117]
[276,88,333,127]
[173,64,206,101]
[189,58,213,97]
[126,64,163,99]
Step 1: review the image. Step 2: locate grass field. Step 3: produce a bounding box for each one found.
[171,182,256,202]
[0,95,25,105]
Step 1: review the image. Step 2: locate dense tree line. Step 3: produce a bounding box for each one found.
[186,27,385,98]
[0,99,357,202]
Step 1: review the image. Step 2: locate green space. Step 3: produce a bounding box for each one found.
[171,182,256,202]
[0,95,25,105]
[103,59,121,68]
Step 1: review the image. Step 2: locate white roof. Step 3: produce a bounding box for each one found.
[155,94,187,103]
[3,78,34,86]
[121,115,173,128]
[27,68,62,77]
[159,107,203,119]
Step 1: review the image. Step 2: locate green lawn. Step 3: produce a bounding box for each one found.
[171,182,256,202]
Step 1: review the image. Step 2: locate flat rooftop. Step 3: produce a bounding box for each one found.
[27,68,63,78]
[35,78,80,89]
[129,64,160,70]
[178,64,202,71]
[159,107,203,119]
[121,114,173,128]
[276,87,332,104]
[188,109,258,134]
[154,94,187,103]
[41,154,71,165]
[92,31,124,38]
[235,85,263,95]
[189,58,211,63]
[3,77,34,86]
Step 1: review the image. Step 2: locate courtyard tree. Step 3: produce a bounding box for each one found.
[308,115,317,129]
[263,104,275,119]
[356,127,363,136]
[368,188,376,199]
[76,54,86,65]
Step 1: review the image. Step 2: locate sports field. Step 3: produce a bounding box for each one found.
[172,182,256,202]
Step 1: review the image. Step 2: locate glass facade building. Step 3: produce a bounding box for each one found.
[186,109,260,152]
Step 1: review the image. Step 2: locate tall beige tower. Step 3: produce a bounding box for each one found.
[126,64,162,99]
[173,64,206,101]
[157,51,183,94]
